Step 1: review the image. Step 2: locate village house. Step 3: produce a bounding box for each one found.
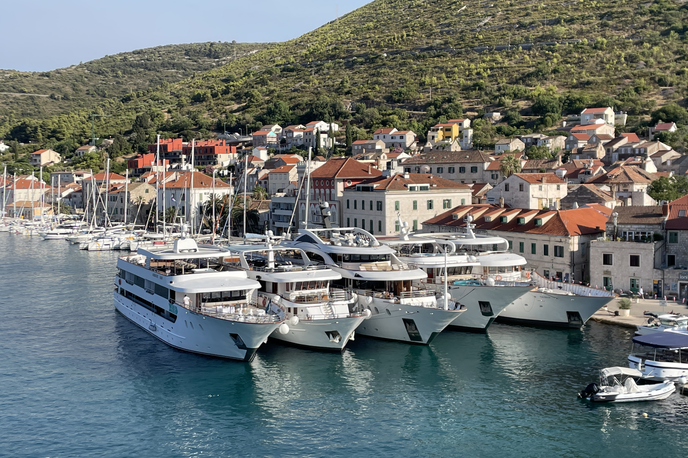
[342,172,472,235]
[107,181,156,224]
[585,165,658,206]
[148,138,183,163]
[30,149,61,167]
[263,154,302,170]
[486,173,567,210]
[494,137,525,154]
[50,170,91,186]
[402,149,493,184]
[426,119,473,150]
[182,140,237,168]
[649,121,678,140]
[5,176,50,203]
[252,129,280,149]
[127,153,169,177]
[560,184,617,210]
[580,107,615,126]
[298,157,382,227]
[74,145,97,158]
[267,165,297,196]
[372,128,417,150]
[556,159,606,184]
[270,183,299,235]
[422,204,611,283]
[283,125,306,148]
[352,139,387,156]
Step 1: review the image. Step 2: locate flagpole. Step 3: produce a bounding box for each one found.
[190,139,195,235]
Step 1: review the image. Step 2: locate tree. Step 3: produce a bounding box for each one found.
[651,104,688,126]
[648,175,688,202]
[252,185,268,200]
[525,145,552,159]
[499,154,522,178]
[345,122,353,149]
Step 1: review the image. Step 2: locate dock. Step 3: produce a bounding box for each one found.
[590,297,688,329]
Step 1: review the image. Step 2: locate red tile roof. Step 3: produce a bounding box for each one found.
[621,133,640,142]
[271,165,296,174]
[582,107,611,114]
[374,128,396,135]
[514,173,565,184]
[310,158,382,179]
[354,173,470,191]
[92,172,126,181]
[655,122,676,131]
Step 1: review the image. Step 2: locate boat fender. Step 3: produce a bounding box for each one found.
[642,413,648,418]
[278,323,290,335]
[261,296,267,307]
[363,309,372,319]
[289,316,299,326]
[365,296,373,305]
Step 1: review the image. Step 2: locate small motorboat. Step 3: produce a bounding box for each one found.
[578,366,675,402]
[636,313,688,335]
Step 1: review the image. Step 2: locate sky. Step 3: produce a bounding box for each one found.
[1,0,372,72]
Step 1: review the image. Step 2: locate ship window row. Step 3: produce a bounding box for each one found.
[339,254,390,262]
[201,290,247,303]
[119,269,169,298]
[287,281,329,291]
[120,287,177,323]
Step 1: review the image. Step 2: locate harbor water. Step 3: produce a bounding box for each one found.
[2,234,688,457]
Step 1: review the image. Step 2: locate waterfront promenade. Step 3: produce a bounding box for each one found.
[591,297,688,328]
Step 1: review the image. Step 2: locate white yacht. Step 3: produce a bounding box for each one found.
[114,230,287,361]
[628,333,688,381]
[384,226,534,332]
[281,227,465,344]
[224,241,367,351]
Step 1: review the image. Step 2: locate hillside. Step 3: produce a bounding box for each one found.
[0,42,268,119]
[2,0,688,163]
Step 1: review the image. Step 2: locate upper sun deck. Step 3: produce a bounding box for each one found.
[291,227,396,255]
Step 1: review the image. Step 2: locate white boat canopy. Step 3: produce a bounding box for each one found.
[600,367,643,378]
[478,253,527,267]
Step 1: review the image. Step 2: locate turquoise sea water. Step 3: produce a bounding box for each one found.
[2,234,688,457]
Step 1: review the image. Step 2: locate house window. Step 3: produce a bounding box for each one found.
[544,269,550,279]
[378,220,382,233]
[554,246,564,258]
[491,173,498,180]
[603,276,613,291]
[630,255,640,267]
[354,200,357,210]
[459,167,466,173]
[395,221,400,232]
[531,243,536,255]
[413,220,418,231]
[461,198,465,205]
[347,218,350,226]
[543,244,549,256]
[505,184,510,192]
[354,218,357,227]
[680,210,686,217]
[443,199,451,209]
[370,219,373,232]
[519,242,524,253]
[668,254,676,266]
[556,185,561,190]
[508,240,513,250]
[427,200,433,210]
[395,201,399,211]
[538,185,543,191]
[448,167,455,173]
[404,167,411,173]
[669,232,679,243]
[346,199,350,209]
[361,200,365,210]
[437,167,444,173]
[519,183,524,192]
[470,166,478,173]
[603,253,613,265]
[413,200,417,210]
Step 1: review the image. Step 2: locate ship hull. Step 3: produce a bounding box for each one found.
[447,285,534,332]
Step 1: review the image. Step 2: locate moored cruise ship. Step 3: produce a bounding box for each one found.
[224,242,367,351]
[382,224,533,332]
[281,226,465,344]
[114,230,286,361]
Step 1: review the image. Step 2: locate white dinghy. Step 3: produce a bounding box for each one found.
[578,366,675,403]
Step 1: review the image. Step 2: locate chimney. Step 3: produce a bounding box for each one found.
[663,203,669,216]
[368,164,372,174]
[499,196,505,208]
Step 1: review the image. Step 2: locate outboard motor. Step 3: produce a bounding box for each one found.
[578,383,599,399]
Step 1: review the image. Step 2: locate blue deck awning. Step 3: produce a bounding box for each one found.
[632,332,688,349]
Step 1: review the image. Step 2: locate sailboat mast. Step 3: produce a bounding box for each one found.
[155,134,160,232]
[104,157,110,227]
[124,169,129,224]
[190,139,195,235]
[243,154,247,238]
[212,169,216,244]
[304,147,312,228]
[162,139,166,235]
[2,165,6,220]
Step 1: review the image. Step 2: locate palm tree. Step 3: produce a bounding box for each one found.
[230,195,260,236]
[499,154,522,178]
[252,185,268,201]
